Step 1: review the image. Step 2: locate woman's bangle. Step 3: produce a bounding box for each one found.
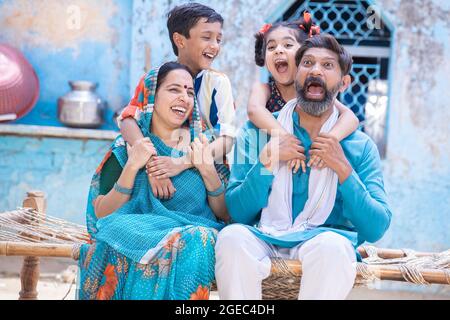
[114,182,133,196]
[207,181,225,197]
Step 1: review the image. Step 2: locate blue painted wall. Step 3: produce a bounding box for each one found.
[0,0,133,130]
[0,135,112,225]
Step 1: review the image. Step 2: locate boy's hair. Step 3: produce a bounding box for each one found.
[156,62,194,93]
[295,34,353,76]
[254,15,319,67]
[167,3,224,56]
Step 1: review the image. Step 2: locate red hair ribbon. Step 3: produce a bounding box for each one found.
[303,11,312,24]
[309,25,321,37]
[259,23,272,34]
[299,10,321,38]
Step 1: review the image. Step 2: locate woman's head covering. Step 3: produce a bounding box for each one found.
[138,65,203,142]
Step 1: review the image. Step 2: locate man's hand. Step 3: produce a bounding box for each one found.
[277,131,306,174]
[310,133,353,183]
[259,134,306,172]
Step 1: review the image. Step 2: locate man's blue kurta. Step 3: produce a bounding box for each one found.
[226,111,392,256]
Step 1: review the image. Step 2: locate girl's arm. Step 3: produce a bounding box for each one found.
[329,100,360,141]
[247,82,287,136]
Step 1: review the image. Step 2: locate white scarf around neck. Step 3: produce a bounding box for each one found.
[259,99,339,236]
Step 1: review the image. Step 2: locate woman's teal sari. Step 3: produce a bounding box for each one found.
[78,66,226,300]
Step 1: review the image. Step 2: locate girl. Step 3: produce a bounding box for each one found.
[248,12,359,173]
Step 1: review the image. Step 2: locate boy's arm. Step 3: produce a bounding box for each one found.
[118,74,176,199]
[118,75,148,146]
[247,82,287,136]
[330,100,360,141]
[120,118,145,147]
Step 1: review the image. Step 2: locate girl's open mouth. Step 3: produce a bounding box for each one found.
[274,59,289,74]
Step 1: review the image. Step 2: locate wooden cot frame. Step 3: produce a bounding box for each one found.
[1,191,449,300]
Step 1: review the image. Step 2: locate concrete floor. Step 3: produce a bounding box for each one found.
[1,256,449,300]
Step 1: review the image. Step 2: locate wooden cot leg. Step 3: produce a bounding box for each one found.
[19,257,40,300]
[18,191,46,300]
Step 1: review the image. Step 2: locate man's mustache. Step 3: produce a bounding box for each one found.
[303,76,326,89]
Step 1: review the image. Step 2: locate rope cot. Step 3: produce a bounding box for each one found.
[1,191,449,300]
[263,247,450,300]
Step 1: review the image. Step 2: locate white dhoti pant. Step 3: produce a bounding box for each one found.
[215,224,357,300]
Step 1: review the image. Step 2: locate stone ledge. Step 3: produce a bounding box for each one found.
[0,124,118,141]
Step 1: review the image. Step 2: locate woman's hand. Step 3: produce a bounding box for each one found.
[126,138,156,171]
[189,133,215,174]
[147,172,177,200]
[146,155,191,179]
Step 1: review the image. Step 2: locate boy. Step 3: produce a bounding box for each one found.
[118,3,236,199]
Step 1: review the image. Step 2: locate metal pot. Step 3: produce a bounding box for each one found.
[57,81,105,128]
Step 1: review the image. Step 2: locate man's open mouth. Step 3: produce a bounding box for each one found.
[305,79,326,100]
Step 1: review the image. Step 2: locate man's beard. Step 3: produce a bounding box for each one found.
[295,76,341,116]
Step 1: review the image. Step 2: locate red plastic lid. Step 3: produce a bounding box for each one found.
[0,44,40,121]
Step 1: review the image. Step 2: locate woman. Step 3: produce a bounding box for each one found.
[78,62,229,300]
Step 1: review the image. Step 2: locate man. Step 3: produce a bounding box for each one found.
[215,34,392,300]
